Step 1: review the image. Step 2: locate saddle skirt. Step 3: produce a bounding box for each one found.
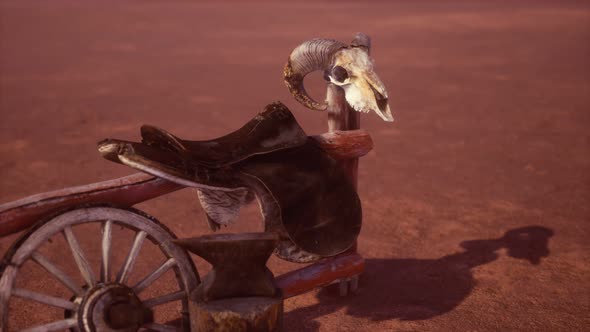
[97,101,361,263]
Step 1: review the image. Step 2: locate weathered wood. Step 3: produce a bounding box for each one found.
[116,230,147,284]
[63,225,97,287]
[143,290,186,308]
[327,84,361,133]
[0,265,17,332]
[0,173,183,237]
[311,130,372,160]
[326,83,361,255]
[275,252,365,299]
[350,275,359,294]
[327,84,361,188]
[100,220,112,282]
[339,279,348,297]
[31,252,83,296]
[189,296,283,332]
[20,318,77,332]
[12,288,77,310]
[133,258,177,294]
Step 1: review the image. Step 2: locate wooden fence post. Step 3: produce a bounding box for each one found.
[327,83,361,260]
[327,84,361,189]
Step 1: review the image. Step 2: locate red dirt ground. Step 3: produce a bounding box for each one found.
[1,1,589,331]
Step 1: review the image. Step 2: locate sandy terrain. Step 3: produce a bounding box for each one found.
[1,1,589,331]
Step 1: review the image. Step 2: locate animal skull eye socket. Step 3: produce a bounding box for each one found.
[331,66,349,83]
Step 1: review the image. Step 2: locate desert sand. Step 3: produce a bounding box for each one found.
[1,1,589,331]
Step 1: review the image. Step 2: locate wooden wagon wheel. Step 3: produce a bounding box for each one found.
[0,206,199,332]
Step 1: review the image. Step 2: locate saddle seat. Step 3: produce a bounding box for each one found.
[139,102,308,169]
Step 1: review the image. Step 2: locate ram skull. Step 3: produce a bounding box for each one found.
[284,33,393,122]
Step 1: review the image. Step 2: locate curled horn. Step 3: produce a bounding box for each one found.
[284,39,346,111]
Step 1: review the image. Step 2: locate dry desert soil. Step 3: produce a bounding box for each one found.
[0,1,589,331]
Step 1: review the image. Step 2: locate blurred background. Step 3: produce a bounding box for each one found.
[1,1,589,331]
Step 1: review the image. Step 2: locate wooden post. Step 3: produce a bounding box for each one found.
[327,83,361,256]
[327,84,361,189]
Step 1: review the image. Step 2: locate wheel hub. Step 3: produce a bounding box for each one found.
[78,283,152,332]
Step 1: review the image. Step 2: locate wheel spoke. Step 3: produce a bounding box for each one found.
[21,318,77,332]
[12,288,76,310]
[142,322,178,332]
[143,290,185,308]
[117,230,147,284]
[63,226,96,287]
[0,265,17,330]
[133,258,176,294]
[31,252,83,296]
[101,220,113,282]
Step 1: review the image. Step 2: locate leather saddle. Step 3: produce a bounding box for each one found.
[98,102,361,263]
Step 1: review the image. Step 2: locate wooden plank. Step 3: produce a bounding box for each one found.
[0,173,183,237]
[275,252,365,299]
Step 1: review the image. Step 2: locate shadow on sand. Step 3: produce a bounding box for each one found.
[285,226,554,330]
